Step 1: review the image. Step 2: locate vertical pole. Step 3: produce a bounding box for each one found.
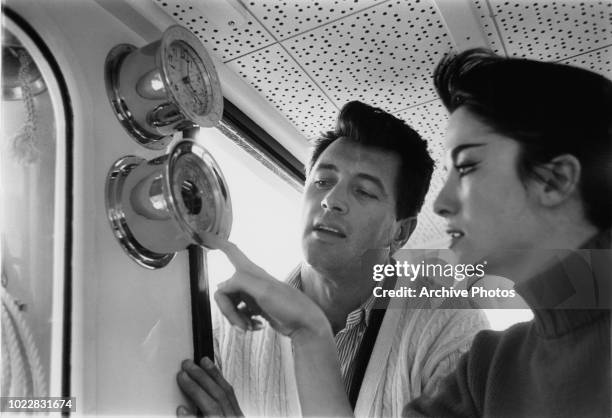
[188,244,214,364]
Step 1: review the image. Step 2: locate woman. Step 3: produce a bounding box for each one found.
[180,49,611,417]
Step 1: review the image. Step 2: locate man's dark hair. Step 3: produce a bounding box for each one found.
[434,48,612,230]
[308,100,434,220]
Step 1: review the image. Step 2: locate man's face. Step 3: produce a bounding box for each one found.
[301,137,405,275]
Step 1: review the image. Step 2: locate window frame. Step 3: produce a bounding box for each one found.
[2,6,74,399]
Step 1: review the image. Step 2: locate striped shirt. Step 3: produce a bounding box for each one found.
[287,269,376,396]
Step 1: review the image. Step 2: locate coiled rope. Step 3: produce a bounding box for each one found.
[1,284,47,397]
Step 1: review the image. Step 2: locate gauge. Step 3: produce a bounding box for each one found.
[105,141,232,269]
[171,152,216,233]
[159,26,223,126]
[105,25,223,149]
[164,41,211,117]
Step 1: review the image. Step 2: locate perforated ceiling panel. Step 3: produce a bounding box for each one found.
[245,0,384,40]
[561,44,612,79]
[472,0,505,54]
[284,0,454,111]
[154,0,275,60]
[489,0,611,60]
[157,0,612,247]
[227,44,338,138]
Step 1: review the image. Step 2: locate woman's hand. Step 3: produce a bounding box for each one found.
[212,238,331,340]
[207,237,353,417]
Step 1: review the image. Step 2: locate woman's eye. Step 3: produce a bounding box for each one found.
[455,163,477,177]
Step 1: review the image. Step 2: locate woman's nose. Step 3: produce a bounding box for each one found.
[433,177,458,218]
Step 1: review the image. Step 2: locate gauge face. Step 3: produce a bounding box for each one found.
[164,40,211,117]
[172,153,216,234]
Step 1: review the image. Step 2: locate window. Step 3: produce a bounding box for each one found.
[194,127,303,287]
[1,10,71,399]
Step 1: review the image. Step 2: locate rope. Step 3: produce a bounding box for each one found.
[0,286,48,397]
[9,48,40,165]
[1,317,13,397]
[1,301,29,396]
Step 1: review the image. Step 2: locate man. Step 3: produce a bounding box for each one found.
[177,101,488,417]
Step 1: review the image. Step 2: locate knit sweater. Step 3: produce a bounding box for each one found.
[408,231,612,418]
[214,268,489,417]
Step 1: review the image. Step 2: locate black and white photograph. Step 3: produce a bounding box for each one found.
[1,0,610,416]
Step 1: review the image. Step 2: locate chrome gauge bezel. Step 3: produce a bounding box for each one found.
[165,141,232,250]
[105,156,176,269]
[158,26,223,128]
[104,25,223,150]
[105,141,233,269]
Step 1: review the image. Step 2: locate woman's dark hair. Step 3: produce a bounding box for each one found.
[434,48,612,230]
[308,101,434,220]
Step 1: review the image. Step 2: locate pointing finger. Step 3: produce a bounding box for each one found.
[214,241,266,274]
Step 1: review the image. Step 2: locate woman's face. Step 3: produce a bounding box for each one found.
[434,107,543,266]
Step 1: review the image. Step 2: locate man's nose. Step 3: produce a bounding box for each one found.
[321,186,348,214]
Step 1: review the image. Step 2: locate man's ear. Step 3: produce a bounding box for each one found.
[391,216,417,253]
[532,154,582,207]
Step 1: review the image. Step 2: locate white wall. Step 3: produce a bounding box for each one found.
[6,1,196,415]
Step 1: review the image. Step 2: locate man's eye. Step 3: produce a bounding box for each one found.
[356,189,377,199]
[314,179,331,188]
[455,163,477,177]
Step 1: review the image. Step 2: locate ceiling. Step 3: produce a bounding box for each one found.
[155,0,612,248]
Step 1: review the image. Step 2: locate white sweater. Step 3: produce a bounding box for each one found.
[214,279,488,417]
